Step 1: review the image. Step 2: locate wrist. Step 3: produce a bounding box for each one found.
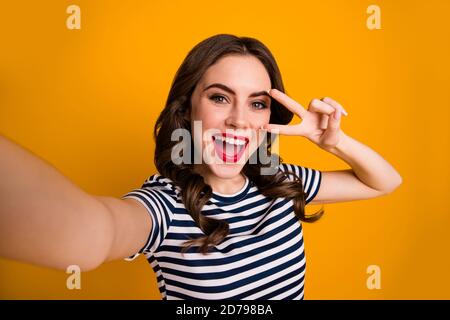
[322,130,349,155]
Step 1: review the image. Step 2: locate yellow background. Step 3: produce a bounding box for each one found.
[0,0,449,299]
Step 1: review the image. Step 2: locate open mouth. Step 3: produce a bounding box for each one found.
[212,133,249,163]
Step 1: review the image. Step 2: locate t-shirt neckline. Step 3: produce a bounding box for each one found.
[211,175,251,204]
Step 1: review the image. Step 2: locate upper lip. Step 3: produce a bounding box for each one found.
[213,132,249,143]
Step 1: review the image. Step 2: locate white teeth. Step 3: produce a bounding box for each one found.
[214,135,246,146]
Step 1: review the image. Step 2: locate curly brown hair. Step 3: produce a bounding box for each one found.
[154,34,324,254]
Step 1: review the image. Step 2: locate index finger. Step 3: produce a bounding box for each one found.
[269,89,308,118]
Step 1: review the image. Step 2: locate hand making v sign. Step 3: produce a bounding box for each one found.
[263,89,349,151]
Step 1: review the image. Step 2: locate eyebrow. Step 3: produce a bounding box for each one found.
[203,83,270,98]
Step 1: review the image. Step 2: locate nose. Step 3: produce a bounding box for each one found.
[224,104,250,129]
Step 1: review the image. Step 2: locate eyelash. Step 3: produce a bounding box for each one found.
[209,94,268,110]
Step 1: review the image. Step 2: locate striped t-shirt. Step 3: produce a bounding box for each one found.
[121,163,322,300]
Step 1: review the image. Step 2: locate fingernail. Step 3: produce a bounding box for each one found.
[267,89,271,95]
[342,109,348,116]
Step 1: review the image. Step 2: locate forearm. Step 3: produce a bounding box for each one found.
[0,134,113,271]
[323,131,403,193]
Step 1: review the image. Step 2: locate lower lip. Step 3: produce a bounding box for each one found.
[212,137,248,163]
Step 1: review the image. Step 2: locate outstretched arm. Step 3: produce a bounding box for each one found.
[0,134,151,271]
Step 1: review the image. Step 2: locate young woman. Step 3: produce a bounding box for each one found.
[0,34,402,300]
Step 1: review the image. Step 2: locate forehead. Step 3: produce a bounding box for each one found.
[199,55,271,92]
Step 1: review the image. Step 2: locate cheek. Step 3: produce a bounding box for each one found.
[251,111,271,129]
[192,99,215,120]
[194,115,222,134]
[192,104,224,129]
[190,108,222,146]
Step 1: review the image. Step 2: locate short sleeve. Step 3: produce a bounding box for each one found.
[278,163,322,205]
[120,185,174,261]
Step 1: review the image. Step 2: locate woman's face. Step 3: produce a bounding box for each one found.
[189,54,272,179]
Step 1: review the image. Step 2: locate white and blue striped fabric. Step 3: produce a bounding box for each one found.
[121,163,322,300]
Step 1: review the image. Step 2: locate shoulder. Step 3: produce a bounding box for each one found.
[277,162,320,178]
[141,173,181,197]
[277,163,322,204]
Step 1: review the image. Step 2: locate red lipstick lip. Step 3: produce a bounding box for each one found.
[212,133,249,163]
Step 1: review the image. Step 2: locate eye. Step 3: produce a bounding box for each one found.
[209,94,228,104]
[252,101,268,110]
